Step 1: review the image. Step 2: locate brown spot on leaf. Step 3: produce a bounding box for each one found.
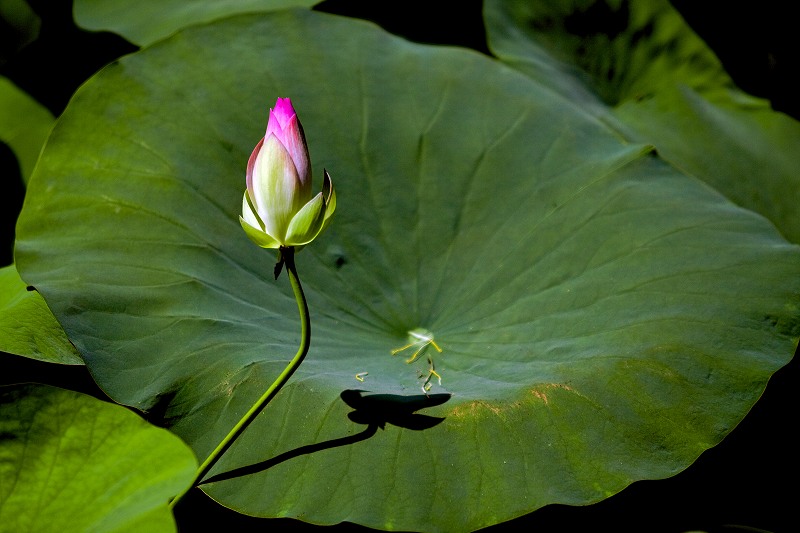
[530,383,581,406]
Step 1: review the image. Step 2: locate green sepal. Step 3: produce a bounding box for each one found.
[239,216,281,249]
[285,193,326,246]
[321,169,336,227]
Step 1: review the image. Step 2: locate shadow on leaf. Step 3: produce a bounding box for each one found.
[340,389,451,429]
[202,389,450,484]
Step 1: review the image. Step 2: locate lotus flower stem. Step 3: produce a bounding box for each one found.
[169,246,310,509]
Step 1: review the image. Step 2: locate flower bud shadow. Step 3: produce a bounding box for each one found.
[340,389,451,430]
[201,389,450,485]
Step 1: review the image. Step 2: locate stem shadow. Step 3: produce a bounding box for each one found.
[202,389,451,484]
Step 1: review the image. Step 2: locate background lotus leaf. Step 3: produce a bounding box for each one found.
[73,0,320,46]
[0,383,197,532]
[0,263,81,363]
[14,9,800,532]
[0,0,40,64]
[483,0,800,243]
[0,75,53,183]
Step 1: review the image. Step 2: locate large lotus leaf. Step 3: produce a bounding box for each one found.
[0,75,54,183]
[0,383,197,532]
[14,9,800,532]
[483,0,800,244]
[73,0,320,46]
[0,264,81,363]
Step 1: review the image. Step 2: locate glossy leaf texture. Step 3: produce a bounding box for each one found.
[0,264,81,364]
[0,384,197,532]
[483,0,800,243]
[14,9,800,532]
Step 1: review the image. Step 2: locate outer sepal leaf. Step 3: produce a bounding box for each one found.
[285,193,326,246]
[321,169,336,225]
[239,216,280,249]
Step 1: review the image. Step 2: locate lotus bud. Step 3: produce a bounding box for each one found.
[240,98,336,251]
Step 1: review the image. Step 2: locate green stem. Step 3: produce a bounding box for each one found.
[169,246,309,509]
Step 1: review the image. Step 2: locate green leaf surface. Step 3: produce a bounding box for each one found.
[0,383,197,533]
[0,264,82,364]
[14,9,800,532]
[73,0,320,45]
[483,0,800,243]
[0,76,54,183]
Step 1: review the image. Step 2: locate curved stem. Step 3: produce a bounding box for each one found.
[170,246,309,509]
